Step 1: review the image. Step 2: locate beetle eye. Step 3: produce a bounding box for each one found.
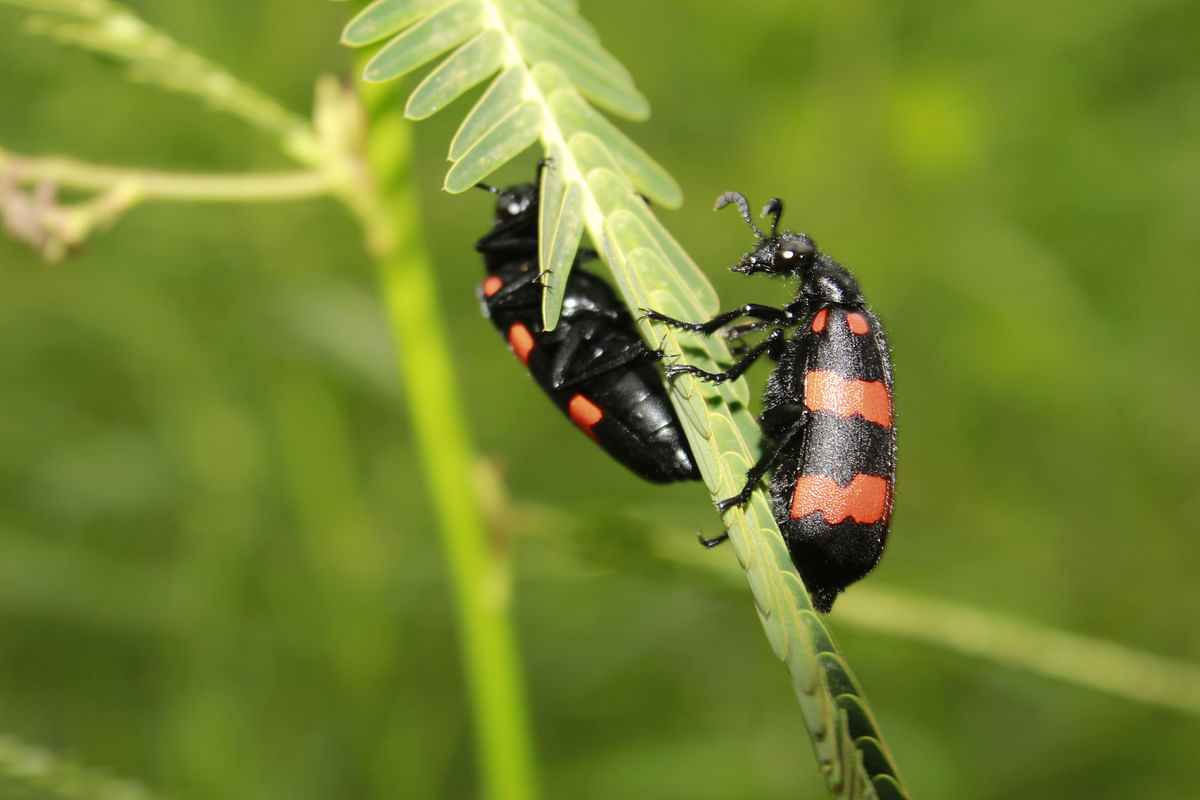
[777,245,808,267]
[774,238,815,269]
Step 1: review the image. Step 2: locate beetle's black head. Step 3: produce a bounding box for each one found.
[478,182,537,226]
[717,191,816,278]
[717,191,863,304]
[733,232,818,277]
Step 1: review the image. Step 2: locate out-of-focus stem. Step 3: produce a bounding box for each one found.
[352,83,540,800]
[0,147,330,201]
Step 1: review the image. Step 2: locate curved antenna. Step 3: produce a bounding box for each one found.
[761,198,784,238]
[714,191,765,240]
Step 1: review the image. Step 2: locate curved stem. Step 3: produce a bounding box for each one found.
[0,147,330,202]
[353,86,539,800]
[839,586,1200,717]
[0,0,318,159]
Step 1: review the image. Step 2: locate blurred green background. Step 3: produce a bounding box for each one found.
[2,1,1199,798]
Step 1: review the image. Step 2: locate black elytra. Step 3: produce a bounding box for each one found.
[475,174,700,484]
[645,192,896,611]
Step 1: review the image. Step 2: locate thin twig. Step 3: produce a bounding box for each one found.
[0,147,331,201]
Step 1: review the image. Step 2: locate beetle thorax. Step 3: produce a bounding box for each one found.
[803,256,864,305]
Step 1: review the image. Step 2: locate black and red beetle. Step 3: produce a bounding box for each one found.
[475,178,699,484]
[645,192,895,611]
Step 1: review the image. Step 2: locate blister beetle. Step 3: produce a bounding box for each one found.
[476,177,699,484]
[645,192,895,610]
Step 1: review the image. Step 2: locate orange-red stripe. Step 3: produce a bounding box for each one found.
[804,370,892,427]
[508,322,535,366]
[845,313,870,335]
[482,275,503,297]
[568,394,603,440]
[811,308,829,333]
[790,474,890,524]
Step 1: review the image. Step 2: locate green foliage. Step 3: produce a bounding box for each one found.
[341,2,911,796]
[342,0,679,329]
[2,0,1200,799]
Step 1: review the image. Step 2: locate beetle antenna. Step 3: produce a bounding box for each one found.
[476,182,499,195]
[714,191,765,240]
[761,198,784,237]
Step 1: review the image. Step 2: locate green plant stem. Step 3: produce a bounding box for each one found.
[354,87,538,800]
[523,506,1200,719]
[5,1,536,794]
[838,586,1200,716]
[0,0,318,159]
[0,147,330,201]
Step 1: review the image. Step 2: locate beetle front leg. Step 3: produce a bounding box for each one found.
[715,403,808,511]
[642,304,791,336]
[665,329,785,384]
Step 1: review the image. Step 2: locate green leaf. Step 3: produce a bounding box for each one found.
[873,775,908,800]
[512,19,648,120]
[444,101,542,192]
[605,193,719,315]
[854,737,896,782]
[505,0,594,43]
[537,156,586,330]
[448,66,526,161]
[363,0,486,83]
[346,0,671,219]
[405,28,505,119]
[341,0,448,46]
[539,67,680,207]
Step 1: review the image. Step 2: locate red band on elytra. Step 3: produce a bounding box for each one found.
[790,474,891,524]
[804,370,892,427]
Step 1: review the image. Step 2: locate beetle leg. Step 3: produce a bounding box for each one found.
[665,329,785,384]
[642,304,791,336]
[716,404,808,511]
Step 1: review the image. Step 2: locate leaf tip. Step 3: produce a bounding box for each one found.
[340,19,375,47]
[655,182,684,210]
[624,95,652,122]
[404,103,435,121]
[442,174,472,194]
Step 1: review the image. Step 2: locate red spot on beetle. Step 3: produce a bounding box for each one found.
[845,313,870,335]
[568,394,604,440]
[790,474,890,524]
[811,308,829,333]
[804,370,892,427]
[508,323,535,366]
[482,275,503,297]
